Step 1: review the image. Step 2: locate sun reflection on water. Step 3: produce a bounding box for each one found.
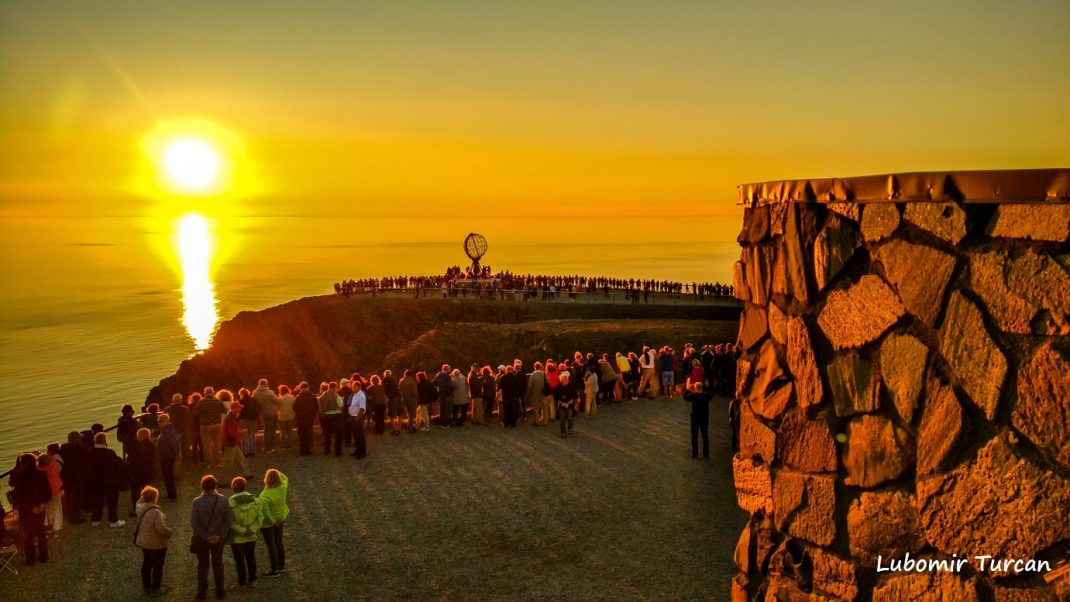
[177,213,218,351]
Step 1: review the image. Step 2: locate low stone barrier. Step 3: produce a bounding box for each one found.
[729,169,1070,600]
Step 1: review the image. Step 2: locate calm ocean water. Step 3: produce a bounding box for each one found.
[0,214,741,465]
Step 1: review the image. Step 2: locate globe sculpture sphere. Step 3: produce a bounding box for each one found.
[463,232,488,277]
[464,232,488,261]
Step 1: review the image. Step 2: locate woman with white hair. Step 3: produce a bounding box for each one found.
[450,368,470,426]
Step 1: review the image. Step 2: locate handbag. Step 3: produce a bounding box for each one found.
[189,496,220,554]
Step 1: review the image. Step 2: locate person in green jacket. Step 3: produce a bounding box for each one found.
[228,477,262,588]
[259,469,289,577]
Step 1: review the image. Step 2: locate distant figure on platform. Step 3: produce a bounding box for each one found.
[134,485,172,596]
[190,475,233,601]
[683,381,712,459]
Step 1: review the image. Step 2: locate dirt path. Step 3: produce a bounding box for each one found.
[1,399,744,601]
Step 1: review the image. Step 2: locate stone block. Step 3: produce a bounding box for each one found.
[779,411,837,473]
[786,317,823,409]
[971,249,1070,335]
[769,202,788,236]
[814,215,862,292]
[739,304,769,351]
[732,260,750,302]
[739,206,770,244]
[842,414,914,488]
[846,490,925,566]
[940,291,1007,421]
[779,204,811,305]
[916,432,1070,565]
[878,333,928,425]
[827,202,860,223]
[917,379,966,476]
[733,453,773,514]
[903,201,967,245]
[988,203,1070,242]
[773,471,837,546]
[875,239,957,327]
[736,357,753,401]
[810,548,859,601]
[1013,343,1070,470]
[817,275,905,350]
[860,203,900,242]
[749,340,792,420]
[739,403,777,463]
[768,302,787,345]
[827,352,880,417]
[873,573,979,602]
[1005,249,1070,336]
[743,245,773,307]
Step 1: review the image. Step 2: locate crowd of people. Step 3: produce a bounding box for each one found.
[3,340,740,598]
[333,267,734,300]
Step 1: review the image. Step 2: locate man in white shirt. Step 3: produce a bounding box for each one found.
[347,382,368,459]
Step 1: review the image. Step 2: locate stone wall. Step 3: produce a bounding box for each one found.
[728,171,1070,601]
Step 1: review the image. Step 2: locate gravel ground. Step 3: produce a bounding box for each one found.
[1,398,744,601]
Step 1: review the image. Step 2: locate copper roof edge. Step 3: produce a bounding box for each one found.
[736,168,1070,206]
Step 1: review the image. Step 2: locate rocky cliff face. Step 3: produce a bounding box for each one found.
[146,296,738,404]
[730,181,1070,601]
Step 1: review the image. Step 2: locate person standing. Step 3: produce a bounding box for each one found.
[227,477,261,588]
[236,388,260,457]
[524,362,549,426]
[347,381,368,459]
[467,365,485,426]
[317,381,344,456]
[37,451,63,536]
[415,371,436,432]
[164,393,192,465]
[87,432,127,528]
[157,414,181,501]
[127,428,156,517]
[59,431,88,525]
[116,404,140,460]
[450,369,470,426]
[134,485,172,596]
[337,378,354,448]
[276,385,295,450]
[291,382,318,456]
[637,346,658,399]
[222,403,254,481]
[259,469,289,577]
[584,366,599,416]
[555,373,574,437]
[190,475,233,602]
[683,381,712,459]
[253,379,280,453]
[383,370,404,436]
[399,369,420,434]
[660,347,677,400]
[366,375,388,435]
[194,387,225,469]
[499,366,522,428]
[480,366,497,425]
[10,453,52,566]
[434,365,454,428]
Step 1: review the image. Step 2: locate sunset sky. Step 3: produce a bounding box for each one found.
[2,1,1069,218]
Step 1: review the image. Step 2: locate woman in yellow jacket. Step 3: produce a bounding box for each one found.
[259,469,289,577]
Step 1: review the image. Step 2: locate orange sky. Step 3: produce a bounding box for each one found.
[2,1,1069,218]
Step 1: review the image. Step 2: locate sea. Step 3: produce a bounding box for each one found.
[0,213,742,468]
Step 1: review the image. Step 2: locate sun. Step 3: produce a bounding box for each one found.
[162,138,221,192]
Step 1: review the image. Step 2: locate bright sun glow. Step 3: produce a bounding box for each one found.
[177,213,219,350]
[163,138,221,192]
